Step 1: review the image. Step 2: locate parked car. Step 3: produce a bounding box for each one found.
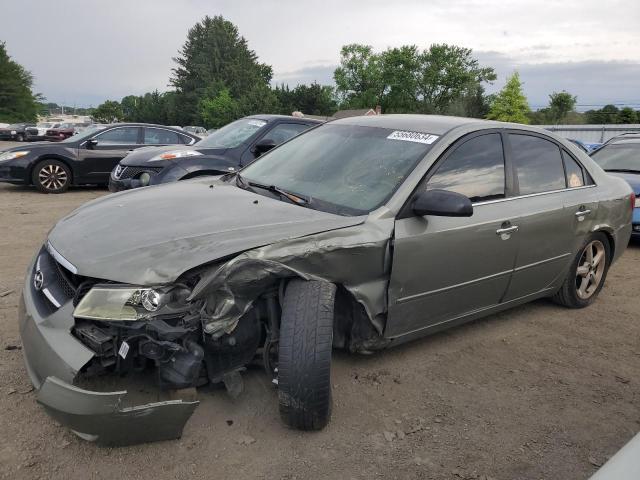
[44,122,82,141]
[0,123,199,193]
[182,125,207,137]
[568,138,602,153]
[590,134,640,238]
[25,122,62,141]
[109,115,321,191]
[0,123,36,142]
[18,114,633,445]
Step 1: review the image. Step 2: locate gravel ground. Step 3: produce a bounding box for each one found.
[0,144,638,479]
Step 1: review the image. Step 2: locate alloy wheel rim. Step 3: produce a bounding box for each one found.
[38,164,68,190]
[575,240,606,299]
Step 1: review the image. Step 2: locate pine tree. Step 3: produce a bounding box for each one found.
[0,42,39,123]
[487,72,530,124]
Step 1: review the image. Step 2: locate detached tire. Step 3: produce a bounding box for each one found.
[553,232,611,308]
[278,279,336,430]
[32,159,71,193]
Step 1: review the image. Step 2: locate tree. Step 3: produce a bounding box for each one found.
[548,91,577,124]
[171,15,273,124]
[0,42,40,122]
[333,43,495,114]
[92,100,123,123]
[199,88,238,128]
[617,107,638,124]
[585,105,619,124]
[487,72,530,124]
[275,82,337,116]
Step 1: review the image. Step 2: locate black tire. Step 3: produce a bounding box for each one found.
[278,279,336,430]
[16,133,24,142]
[553,232,611,308]
[32,159,71,193]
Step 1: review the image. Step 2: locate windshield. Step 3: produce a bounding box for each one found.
[591,143,640,172]
[240,124,435,215]
[7,124,25,129]
[37,123,53,128]
[61,125,106,143]
[197,118,267,149]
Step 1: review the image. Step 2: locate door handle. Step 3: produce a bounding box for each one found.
[575,209,591,217]
[496,225,519,235]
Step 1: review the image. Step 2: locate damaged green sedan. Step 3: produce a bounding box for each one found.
[19,115,634,445]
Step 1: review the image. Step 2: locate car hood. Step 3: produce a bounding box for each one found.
[120,144,227,167]
[607,171,640,195]
[48,178,365,285]
[0,142,53,153]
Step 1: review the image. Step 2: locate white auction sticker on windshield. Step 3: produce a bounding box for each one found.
[248,120,267,127]
[387,130,439,144]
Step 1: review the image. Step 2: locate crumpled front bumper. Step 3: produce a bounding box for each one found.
[18,255,199,446]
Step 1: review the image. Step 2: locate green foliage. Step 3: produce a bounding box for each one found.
[617,107,638,124]
[92,100,123,123]
[334,43,495,115]
[585,104,620,124]
[170,15,273,125]
[199,88,238,128]
[0,42,40,123]
[487,72,531,124]
[274,82,337,116]
[548,91,577,124]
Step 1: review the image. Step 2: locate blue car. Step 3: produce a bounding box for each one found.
[591,134,640,239]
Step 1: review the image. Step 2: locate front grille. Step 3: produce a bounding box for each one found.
[117,166,163,180]
[53,260,77,300]
[26,128,39,135]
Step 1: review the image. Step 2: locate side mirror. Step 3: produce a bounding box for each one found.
[412,189,473,217]
[254,138,276,155]
[86,138,98,148]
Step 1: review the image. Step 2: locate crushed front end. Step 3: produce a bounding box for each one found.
[18,244,268,446]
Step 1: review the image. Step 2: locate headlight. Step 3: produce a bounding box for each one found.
[74,285,190,321]
[0,151,29,162]
[10,130,16,135]
[149,150,203,161]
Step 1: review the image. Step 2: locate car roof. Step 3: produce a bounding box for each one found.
[330,114,502,135]
[246,114,323,124]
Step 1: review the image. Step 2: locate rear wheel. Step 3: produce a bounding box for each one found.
[32,159,71,193]
[278,279,335,430]
[553,232,611,308]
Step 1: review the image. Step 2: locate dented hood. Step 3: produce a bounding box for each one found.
[48,178,364,285]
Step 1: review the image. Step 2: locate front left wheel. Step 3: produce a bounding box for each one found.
[278,279,336,430]
[32,159,71,193]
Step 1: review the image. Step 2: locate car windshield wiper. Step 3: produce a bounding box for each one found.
[235,173,310,205]
[605,168,640,174]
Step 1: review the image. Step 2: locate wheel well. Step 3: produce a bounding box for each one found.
[597,229,615,260]
[29,157,74,185]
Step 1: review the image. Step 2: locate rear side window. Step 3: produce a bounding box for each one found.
[144,128,181,145]
[427,133,505,203]
[510,134,565,195]
[562,150,585,187]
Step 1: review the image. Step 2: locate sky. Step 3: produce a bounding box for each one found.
[2,0,639,111]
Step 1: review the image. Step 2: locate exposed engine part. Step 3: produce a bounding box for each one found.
[159,340,204,389]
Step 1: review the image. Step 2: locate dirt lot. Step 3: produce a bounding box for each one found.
[0,147,638,479]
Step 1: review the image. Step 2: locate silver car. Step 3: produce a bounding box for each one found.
[18,115,634,445]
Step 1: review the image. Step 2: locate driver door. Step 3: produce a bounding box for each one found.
[385,132,519,338]
[77,126,142,183]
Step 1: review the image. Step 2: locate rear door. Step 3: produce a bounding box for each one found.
[143,127,190,147]
[77,126,142,183]
[501,132,599,301]
[386,131,520,338]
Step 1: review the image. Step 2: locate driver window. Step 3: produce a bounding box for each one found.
[427,133,506,203]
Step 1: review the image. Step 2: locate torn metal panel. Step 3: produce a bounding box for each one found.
[190,217,396,337]
[38,377,198,446]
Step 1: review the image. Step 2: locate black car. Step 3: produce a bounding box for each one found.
[0,123,36,142]
[108,115,322,191]
[0,123,199,193]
